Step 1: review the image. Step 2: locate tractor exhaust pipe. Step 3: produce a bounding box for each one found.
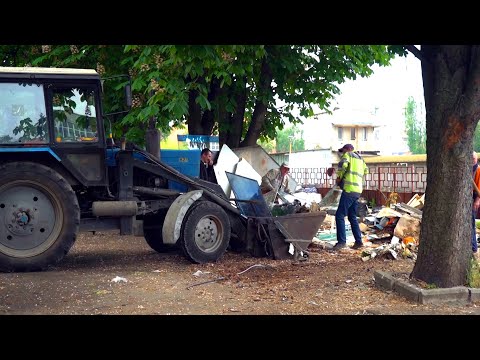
[92,201,138,217]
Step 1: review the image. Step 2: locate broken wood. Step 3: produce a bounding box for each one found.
[394,203,422,219]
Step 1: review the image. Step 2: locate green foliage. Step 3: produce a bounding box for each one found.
[474,123,480,152]
[275,125,305,153]
[257,137,276,153]
[467,258,480,288]
[368,198,376,208]
[13,114,47,141]
[404,97,426,154]
[0,45,406,148]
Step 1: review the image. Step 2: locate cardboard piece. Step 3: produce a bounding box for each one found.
[214,144,240,199]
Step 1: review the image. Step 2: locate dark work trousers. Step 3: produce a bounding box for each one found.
[335,191,362,245]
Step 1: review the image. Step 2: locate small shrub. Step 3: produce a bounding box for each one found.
[467,258,480,288]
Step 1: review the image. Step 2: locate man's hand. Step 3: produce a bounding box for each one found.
[335,177,342,185]
[474,197,480,212]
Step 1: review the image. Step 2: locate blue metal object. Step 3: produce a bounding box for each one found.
[105,148,148,167]
[0,147,61,161]
[226,172,271,217]
[160,149,201,192]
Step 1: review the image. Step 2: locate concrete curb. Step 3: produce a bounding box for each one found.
[374,270,474,305]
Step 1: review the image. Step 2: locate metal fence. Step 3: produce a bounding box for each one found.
[290,165,427,206]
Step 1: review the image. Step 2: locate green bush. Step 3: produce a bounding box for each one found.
[467,258,480,288]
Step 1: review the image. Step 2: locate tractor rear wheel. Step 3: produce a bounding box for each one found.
[0,162,79,272]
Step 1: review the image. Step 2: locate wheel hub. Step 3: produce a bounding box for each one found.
[0,184,56,253]
[16,211,29,226]
[194,217,222,252]
[7,207,36,236]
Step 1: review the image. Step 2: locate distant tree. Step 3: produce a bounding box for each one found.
[257,137,276,153]
[275,125,305,153]
[404,96,426,154]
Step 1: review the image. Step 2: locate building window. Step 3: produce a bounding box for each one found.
[337,127,343,140]
[350,127,356,140]
[363,128,368,141]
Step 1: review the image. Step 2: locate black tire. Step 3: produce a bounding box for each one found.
[143,209,175,253]
[0,162,79,272]
[180,201,231,263]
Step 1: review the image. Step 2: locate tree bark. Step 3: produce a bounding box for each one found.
[201,79,221,136]
[218,78,248,149]
[145,116,160,159]
[241,57,273,147]
[411,45,480,287]
[187,88,203,135]
[227,78,247,149]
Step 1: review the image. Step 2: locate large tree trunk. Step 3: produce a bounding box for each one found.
[145,116,160,159]
[201,79,221,136]
[219,77,247,149]
[187,88,203,135]
[411,45,480,287]
[241,57,273,147]
[188,79,220,136]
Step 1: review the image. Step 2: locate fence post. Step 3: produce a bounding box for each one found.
[393,166,396,193]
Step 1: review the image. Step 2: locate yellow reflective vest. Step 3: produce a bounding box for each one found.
[337,151,368,196]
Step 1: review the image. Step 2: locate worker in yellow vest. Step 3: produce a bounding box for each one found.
[332,144,368,251]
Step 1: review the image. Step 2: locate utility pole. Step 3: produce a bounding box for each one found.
[289,135,294,154]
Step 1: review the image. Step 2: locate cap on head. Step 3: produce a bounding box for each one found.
[281,162,290,168]
[338,144,354,153]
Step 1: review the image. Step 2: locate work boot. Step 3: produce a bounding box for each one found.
[332,242,346,251]
[351,242,364,250]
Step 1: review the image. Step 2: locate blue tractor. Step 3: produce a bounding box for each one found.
[0,67,243,271]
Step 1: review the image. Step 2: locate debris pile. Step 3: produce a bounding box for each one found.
[313,191,425,261]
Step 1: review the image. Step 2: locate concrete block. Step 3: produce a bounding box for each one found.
[420,287,469,305]
[373,270,396,291]
[393,278,421,302]
[469,288,480,302]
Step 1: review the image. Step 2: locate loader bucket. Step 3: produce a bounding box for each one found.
[272,211,327,257]
[226,172,326,260]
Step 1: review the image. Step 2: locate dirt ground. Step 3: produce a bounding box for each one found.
[0,231,479,315]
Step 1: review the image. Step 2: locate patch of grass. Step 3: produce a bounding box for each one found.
[475,219,480,229]
[425,283,437,289]
[467,258,480,288]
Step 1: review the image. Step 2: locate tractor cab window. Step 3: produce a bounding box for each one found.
[0,83,48,144]
[52,87,98,143]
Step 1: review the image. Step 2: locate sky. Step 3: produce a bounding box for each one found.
[300,50,425,153]
[332,50,424,119]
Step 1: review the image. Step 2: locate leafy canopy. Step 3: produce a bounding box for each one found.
[0,45,406,147]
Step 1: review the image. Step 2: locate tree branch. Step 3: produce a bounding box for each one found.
[405,45,426,62]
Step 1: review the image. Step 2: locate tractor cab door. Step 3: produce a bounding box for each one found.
[47,84,107,186]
